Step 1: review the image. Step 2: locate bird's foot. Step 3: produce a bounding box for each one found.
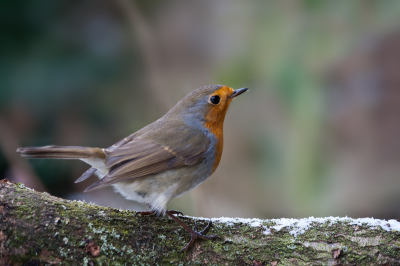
[167,210,183,216]
[135,209,183,217]
[179,220,218,253]
[134,210,154,217]
[165,211,217,252]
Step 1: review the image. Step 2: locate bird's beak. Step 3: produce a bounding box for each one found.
[229,88,249,99]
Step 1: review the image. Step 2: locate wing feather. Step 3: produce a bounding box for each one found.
[84,132,210,192]
[104,140,160,167]
[107,147,173,176]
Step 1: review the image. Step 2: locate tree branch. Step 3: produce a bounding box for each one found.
[1,179,399,265]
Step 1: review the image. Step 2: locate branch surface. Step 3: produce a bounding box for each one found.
[1,179,399,265]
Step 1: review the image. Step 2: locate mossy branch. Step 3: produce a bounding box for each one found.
[1,179,399,265]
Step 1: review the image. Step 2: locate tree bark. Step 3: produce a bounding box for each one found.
[1,179,399,266]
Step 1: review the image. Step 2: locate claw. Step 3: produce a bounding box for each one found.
[200,220,212,235]
[135,209,182,218]
[134,211,155,217]
[168,210,183,216]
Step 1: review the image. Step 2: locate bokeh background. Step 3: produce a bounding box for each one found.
[1,0,400,220]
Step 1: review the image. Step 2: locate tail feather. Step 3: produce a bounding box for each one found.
[16,145,106,160]
[75,167,97,183]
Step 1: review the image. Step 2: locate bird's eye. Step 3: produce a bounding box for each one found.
[210,95,220,104]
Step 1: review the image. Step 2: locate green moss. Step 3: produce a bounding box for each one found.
[2,183,400,265]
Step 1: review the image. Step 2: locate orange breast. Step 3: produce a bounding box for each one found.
[203,86,234,173]
[205,115,224,174]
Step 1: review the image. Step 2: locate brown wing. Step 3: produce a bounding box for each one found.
[84,135,209,192]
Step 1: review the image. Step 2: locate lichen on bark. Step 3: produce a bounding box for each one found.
[0,179,399,265]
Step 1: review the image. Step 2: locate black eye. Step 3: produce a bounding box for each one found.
[210,95,220,104]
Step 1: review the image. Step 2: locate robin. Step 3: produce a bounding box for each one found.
[17,84,248,252]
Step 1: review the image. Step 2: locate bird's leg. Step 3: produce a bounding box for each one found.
[165,210,218,252]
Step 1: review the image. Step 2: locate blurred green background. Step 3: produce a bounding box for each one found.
[2,0,400,219]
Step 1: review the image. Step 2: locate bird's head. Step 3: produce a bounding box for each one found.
[168,85,248,129]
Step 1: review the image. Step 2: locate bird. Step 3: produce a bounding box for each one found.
[17,84,248,252]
